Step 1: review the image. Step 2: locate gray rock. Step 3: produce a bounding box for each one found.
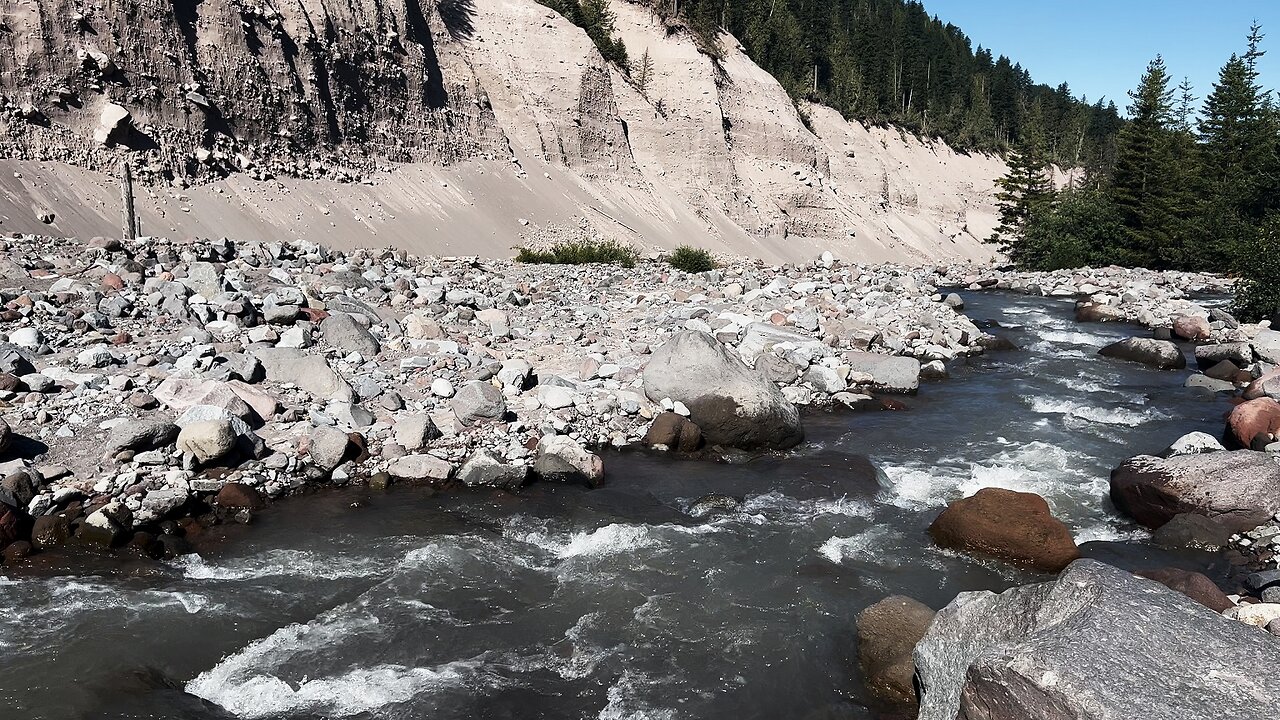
[803,364,844,393]
[394,414,441,451]
[19,373,53,393]
[1195,342,1254,370]
[533,436,603,486]
[309,426,351,472]
[1165,431,1225,456]
[943,292,965,310]
[387,454,452,482]
[253,348,353,402]
[176,420,237,463]
[1254,329,1280,364]
[843,350,921,394]
[1185,373,1236,394]
[1110,450,1280,532]
[457,451,527,490]
[738,322,825,360]
[915,559,1280,720]
[1098,337,1186,370]
[755,353,800,385]
[321,312,380,356]
[183,262,224,299]
[0,418,10,456]
[643,330,803,450]
[450,382,506,426]
[107,418,179,454]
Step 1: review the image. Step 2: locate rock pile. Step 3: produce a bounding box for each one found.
[0,234,1038,560]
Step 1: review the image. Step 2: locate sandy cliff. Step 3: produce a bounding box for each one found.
[0,0,1005,263]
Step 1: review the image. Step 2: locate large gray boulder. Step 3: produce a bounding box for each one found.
[450,382,506,426]
[252,348,353,402]
[916,560,1280,720]
[643,331,803,450]
[1098,337,1186,370]
[320,312,380,356]
[107,418,179,454]
[1255,329,1280,364]
[1110,450,1280,532]
[843,350,921,394]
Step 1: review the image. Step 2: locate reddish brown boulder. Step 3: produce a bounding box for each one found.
[642,412,703,452]
[1226,397,1280,449]
[1137,568,1234,612]
[215,482,265,511]
[1171,315,1211,341]
[928,488,1080,572]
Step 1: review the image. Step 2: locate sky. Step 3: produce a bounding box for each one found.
[928,0,1280,114]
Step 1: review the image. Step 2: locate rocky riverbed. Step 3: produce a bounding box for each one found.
[2,233,1279,718]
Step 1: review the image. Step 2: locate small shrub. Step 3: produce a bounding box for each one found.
[515,239,638,267]
[668,245,715,273]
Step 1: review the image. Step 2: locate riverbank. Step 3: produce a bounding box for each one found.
[0,234,1244,565]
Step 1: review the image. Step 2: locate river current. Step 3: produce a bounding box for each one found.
[0,292,1234,719]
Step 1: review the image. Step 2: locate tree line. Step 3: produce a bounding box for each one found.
[990,24,1280,321]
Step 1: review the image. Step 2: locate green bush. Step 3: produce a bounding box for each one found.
[515,239,638,267]
[1232,217,1280,322]
[667,245,715,273]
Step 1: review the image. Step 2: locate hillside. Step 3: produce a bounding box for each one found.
[0,0,1007,263]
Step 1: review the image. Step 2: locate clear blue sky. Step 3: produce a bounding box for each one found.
[928,0,1280,114]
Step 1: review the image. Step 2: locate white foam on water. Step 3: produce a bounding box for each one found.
[817,527,895,565]
[187,611,467,718]
[598,671,677,720]
[46,579,221,615]
[1039,329,1104,347]
[1024,396,1165,426]
[176,548,395,582]
[190,659,474,718]
[1073,524,1148,544]
[876,464,963,509]
[555,524,660,559]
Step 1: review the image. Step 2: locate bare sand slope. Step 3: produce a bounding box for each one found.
[0,0,1006,264]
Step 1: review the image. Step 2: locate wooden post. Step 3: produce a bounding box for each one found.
[120,158,137,240]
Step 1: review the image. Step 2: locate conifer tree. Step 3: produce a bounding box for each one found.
[988,99,1054,262]
[1108,56,1180,267]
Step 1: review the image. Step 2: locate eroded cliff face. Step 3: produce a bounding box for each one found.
[0,0,507,182]
[0,0,1006,264]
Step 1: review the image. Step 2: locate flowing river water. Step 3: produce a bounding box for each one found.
[0,292,1237,720]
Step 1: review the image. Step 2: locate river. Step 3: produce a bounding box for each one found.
[0,292,1234,719]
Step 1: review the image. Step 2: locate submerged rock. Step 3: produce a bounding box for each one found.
[1110,450,1280,532]
[643,330,802,450]
[928,487,1079,572]
[1097,337,1186,370]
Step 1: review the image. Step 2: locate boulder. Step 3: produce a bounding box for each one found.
[1203,359,1243,381]
[1254,329,1280,364]
[308,426,352,472]
[457,451,527,490]
[1074,302,1126,322]
[1224,603,1280,629]
[94,102,131,145]
[927,488,1079,572]
[1097,337,1186,370]
[803,364,845,393]
[914,560,1280,720]
[1226,397,1280,449]
[393,414,441,451]
[856,595,936,709]
[1166,431,1225,456]
[0,418,10,456]
[738,322,825,360]
[1195,342,1254,370]
[30,514,70,549]
[107,418,179,455]
[533,436,604,486]
[1110,450,1280,531]
[450,382,506,426]
[642,412,703,452]
[387,454,452,482]
[843,351,922,394]
[253,348,353,402]
[215,483,265,511]
[1171,315,1210,341]
[1244,367,1280,401]
[1135,567,1233,612]
[643,331,803,450]
[320,312,380,356]
[1151,513,1233,549]
[176,420,236,464]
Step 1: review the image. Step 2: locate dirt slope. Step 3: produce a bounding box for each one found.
[0,0,1005,264]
